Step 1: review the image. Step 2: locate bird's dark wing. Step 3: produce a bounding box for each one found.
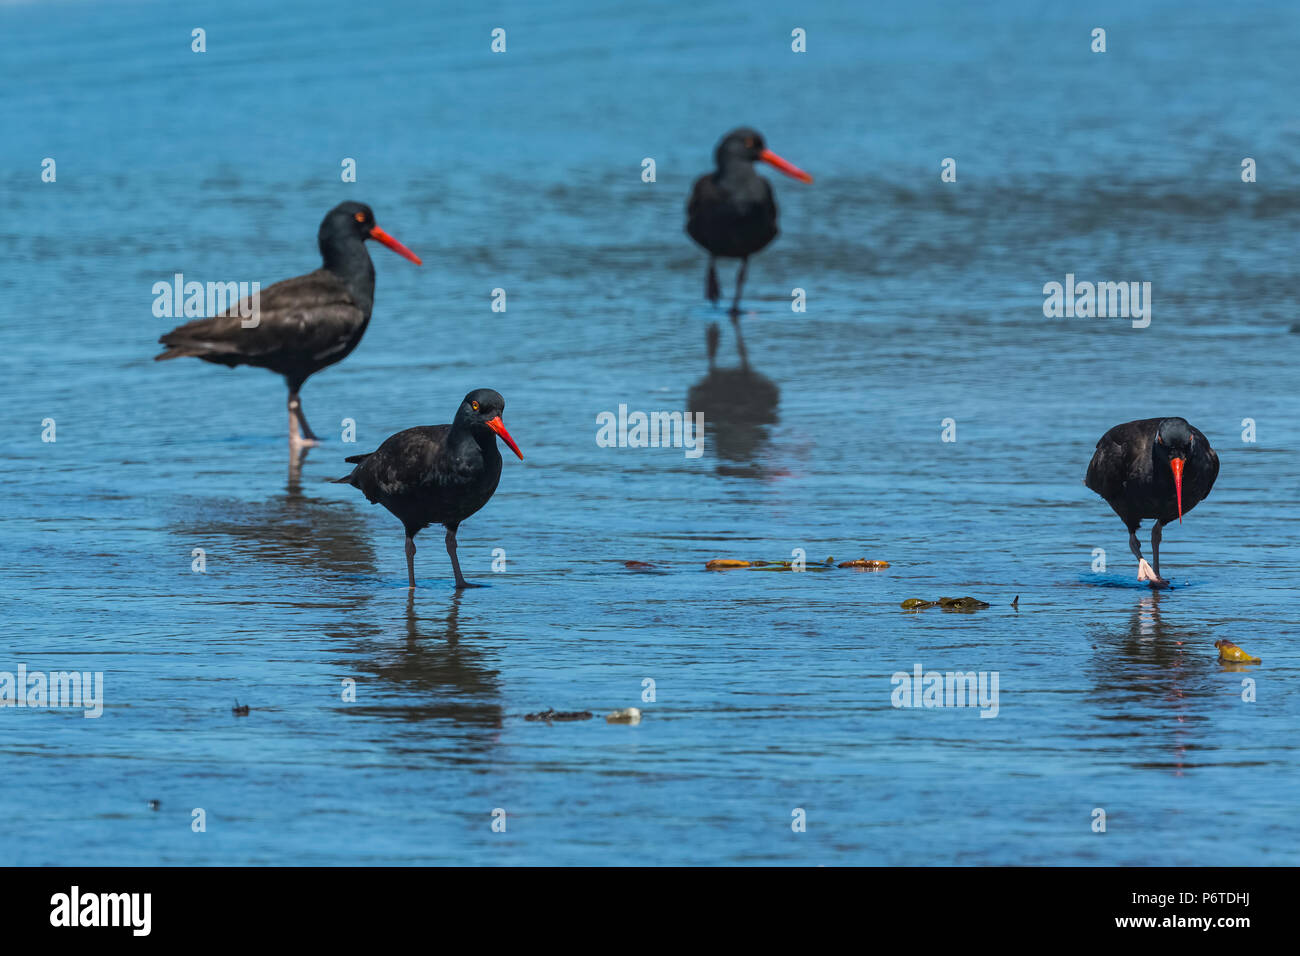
[155,269,364,365]
[1189,426,1220,502]
[686,174,719,235]
[346,426,461,501]
[1084,433,1131,502]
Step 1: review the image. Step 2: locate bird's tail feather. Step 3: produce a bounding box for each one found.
[332,452,371,484]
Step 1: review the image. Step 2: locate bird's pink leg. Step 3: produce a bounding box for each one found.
[1129,529,1169,588]
[729,256,749,318]
[1147,521,1171,588]
[706,257,720,305]
[445,526,483,590]
[288,391,320,450]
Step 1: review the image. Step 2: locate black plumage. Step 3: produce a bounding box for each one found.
[335,389,523,590]
[686,128,811,366]
[155,201,421,447]
[1085,417,1219,587]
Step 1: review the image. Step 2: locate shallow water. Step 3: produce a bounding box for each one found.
[2,0,1298,865]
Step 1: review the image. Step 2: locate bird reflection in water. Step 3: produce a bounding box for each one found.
[337,592,504,732]
[1115,592,1191,672]
[288,442,311,490]
[688,331,780,478]
[174,463,377,582]
[1087,592,1215,777]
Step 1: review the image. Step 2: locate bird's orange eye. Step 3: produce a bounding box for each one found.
[471,401,480,411]
[354,212,366,222]
[745,137,755,148]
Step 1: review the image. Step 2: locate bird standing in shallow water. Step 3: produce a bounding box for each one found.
[334,389,523,590]
[686,128,811,367]
[1085,417,1219,588]
[155,201,421,450]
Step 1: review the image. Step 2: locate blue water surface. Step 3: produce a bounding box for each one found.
[0,0,1297,864]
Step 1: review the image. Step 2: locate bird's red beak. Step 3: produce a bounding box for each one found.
[758,148,813,184]
[368,225,422,265]
[487,416,523,460]
[1170,457,1185,523]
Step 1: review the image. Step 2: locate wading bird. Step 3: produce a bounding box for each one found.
[155,201,421,449]
[334,389,523,590]
[686,127,811,366]
[1085,417,1219,588]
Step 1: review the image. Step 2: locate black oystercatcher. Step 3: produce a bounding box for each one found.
[334,389,523,590]
[687,128,811,366]
[1085,417,1219,588]
[155,201,421,449]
